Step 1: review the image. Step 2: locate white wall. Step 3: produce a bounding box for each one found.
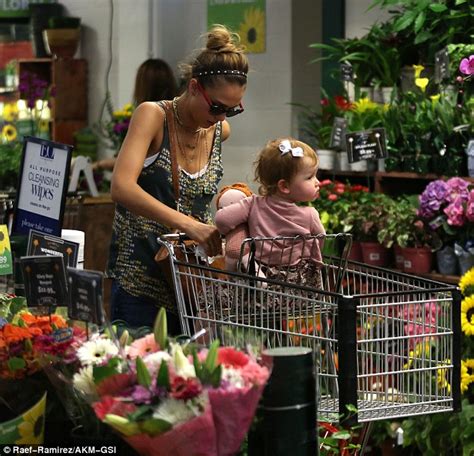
[345,0,390,38]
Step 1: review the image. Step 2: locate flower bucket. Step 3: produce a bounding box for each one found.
[347,241,363,262]
[393,244,404,270]
[402,247,433,274]
[360,242,391,267]
[436,245,458,276]
[0,392,47,444]
[317,149,337,170]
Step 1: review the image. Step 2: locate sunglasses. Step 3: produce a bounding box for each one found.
[196,82,244,117]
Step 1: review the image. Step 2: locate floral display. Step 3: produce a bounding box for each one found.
[459,55,474,76]
[97,101,134,151]
[68,309,270,455]
[417,178,474,246]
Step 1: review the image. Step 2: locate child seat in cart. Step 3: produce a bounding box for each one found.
[156,233,461,423]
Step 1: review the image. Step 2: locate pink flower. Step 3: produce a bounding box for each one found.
[459,55,474,75]
[93,395,137,420]
[218,347,249,368]
[240,361,270,386]
[127,334,159,359]
[466,190,474,222]
[443,196,465,226]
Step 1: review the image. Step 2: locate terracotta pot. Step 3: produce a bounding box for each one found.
[401,246,433,274]
[347,240,363,262]
[360,241,391,267]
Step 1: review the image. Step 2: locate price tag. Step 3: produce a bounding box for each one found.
[27,229,79,268]
[434,48,450,83]
[345,128,387,163]
[20,255,68,308]
[330,117,348,150]
[0,225,13,276]
[340,63,354,82]
[67,268,104,325]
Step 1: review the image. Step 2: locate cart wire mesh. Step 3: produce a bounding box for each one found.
[157,233,461,423]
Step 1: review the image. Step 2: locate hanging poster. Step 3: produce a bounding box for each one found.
[208,0,266,54]
[12,137,72,237]
[0,225,13,276]
[0,0,55,18]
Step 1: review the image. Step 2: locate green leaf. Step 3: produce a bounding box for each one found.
[127,405,153,421]
[140,418,172,436]
[210,364,222,388]
[156,360,170,389]
[414,11,426,33]
[93,361,121,384]
[333,431,352,440]
[414,30,432,44]
[205,339,220,372]
[429,3,448,12]
[393,11,417,32]
[154,307,168,349]
[8,357,26,371]
[136,356,152,387]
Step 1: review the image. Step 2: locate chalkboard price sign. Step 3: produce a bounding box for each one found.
[68,268,105,325]
[27,229,79,268]
[20,255,68,308]
[330,117,348,150]
[345,128,387,163]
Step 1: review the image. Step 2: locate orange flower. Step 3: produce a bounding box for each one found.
[2,324,33,344]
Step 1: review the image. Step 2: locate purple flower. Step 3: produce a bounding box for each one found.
[418,180,449,217]
[459,55,474,76]
[131,385,153,404]
[444,196,465,227]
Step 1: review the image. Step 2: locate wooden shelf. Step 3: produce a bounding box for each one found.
[376,171,474,182]
[417,271,460,285]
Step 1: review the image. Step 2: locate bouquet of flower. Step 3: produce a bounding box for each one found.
[71,309,270,456]
[417,178,474,248]
[96,98,134,151]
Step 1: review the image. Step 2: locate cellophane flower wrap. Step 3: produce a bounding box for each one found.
[71,309,269,455]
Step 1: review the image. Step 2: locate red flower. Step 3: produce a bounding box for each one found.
[217,347,249,368]
[93,396,136,420]
[319,179,332,187]
[334,95,353,111]
[170,376,202,400]
[328,194,338,201]
[320,98,329,106]
[96,372,136,397]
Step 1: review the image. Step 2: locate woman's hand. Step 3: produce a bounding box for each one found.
[184,219,222,257]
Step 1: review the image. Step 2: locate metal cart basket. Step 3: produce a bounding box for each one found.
[157,233,461,423]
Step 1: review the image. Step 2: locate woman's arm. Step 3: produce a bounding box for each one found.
[111,103,221,255]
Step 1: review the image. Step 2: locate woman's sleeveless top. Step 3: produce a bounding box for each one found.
[107,101,224,312]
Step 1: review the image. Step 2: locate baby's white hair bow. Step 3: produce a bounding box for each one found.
[279,139,304,157]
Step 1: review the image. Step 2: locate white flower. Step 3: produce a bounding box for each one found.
[152,398,197,426]
[143,351,172,376]
[221,366,245,388]
[170,343,196,379]
[73,365,97,398]
[77,338,119,366]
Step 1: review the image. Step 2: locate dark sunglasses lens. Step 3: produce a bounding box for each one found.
[225,107,244,117]
[209,105,227,116]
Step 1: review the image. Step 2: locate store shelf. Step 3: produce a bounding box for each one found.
[417,271,460,285]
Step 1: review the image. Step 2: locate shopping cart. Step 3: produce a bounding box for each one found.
[157,233,461,424]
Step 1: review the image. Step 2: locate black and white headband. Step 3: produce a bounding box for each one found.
[194,69,247,78]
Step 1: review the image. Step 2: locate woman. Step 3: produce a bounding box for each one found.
[108,25,249,331]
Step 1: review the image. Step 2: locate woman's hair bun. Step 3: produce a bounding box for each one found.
[206,24,242,53]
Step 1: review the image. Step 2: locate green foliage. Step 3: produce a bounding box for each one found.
[0,142,22,189]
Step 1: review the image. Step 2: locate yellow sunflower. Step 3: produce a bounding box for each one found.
[238,7,265,53]
[461,359,474,394]
[461,296,474,336]
[460,268,474,297]
[15,393,46,444]
[3,102,19,122]
[1,124,17,142]
[436,359,451,393]
[0,226,9,254]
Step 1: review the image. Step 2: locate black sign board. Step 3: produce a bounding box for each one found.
[20,255,68,308]
[435,48,450,83]
[340,63,354,82]
[68,268,104,325]
[346,128,387,163]
[330,117,348,150]
[27,229,79,268]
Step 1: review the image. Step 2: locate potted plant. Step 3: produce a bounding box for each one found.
[43,16,82,59]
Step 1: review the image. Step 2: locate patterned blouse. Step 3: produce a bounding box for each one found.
[107,102,224,313]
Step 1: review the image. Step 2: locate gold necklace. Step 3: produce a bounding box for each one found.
[172,97,201,134]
